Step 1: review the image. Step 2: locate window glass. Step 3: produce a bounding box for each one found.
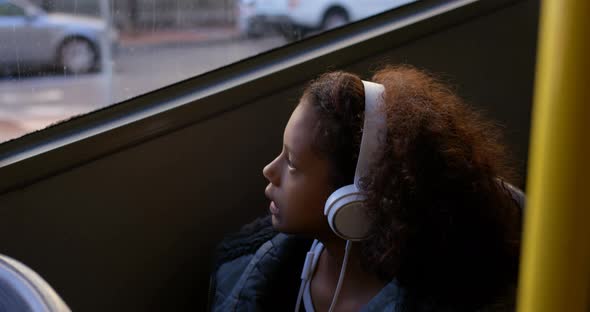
[0,0,417,143]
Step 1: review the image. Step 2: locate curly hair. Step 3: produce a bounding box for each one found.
[302,65,522,311]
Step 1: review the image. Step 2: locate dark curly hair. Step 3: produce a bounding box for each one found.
[302,65,522,311]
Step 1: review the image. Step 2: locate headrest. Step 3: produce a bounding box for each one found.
[497,178,526,213]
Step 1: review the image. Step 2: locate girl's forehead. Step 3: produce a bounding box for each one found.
[284,102,318,157]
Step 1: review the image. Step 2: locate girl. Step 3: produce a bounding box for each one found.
[210,65,523,312]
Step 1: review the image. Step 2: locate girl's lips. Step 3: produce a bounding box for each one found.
[270,201,280,215]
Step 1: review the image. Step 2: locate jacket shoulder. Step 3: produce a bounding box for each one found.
[210,216,313,311]
[213,215,278,270]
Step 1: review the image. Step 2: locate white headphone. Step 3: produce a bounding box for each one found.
[294,80,387,312]
[323,80,387,241]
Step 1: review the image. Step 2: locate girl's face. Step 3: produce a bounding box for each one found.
[263,98,334,236]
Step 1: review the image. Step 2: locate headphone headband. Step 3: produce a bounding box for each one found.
[323,80,386,241]
[354,80,386,188]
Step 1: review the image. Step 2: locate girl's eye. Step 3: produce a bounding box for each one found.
[285,155,295,170]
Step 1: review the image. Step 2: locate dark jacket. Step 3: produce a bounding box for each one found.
[208,181,524,311]
[208,216,311,311]
[208,216,406,311]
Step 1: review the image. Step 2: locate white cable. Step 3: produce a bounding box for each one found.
[294,278,306,312]
[295,240,319,312]
[328,240,352,312]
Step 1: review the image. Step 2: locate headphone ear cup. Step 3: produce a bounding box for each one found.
[325,184,371,241]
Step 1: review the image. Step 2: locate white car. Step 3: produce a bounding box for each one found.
[237,0,417,40]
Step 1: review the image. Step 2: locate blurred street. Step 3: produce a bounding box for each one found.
[0,30,285,142]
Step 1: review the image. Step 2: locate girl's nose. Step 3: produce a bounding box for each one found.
[262,156,280,185]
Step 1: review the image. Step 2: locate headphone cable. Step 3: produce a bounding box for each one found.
[328,240,352,312]
[294,240,352,312]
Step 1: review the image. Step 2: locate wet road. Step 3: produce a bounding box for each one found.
[0,36,285,142]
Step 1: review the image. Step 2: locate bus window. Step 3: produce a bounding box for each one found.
[0,0,417,143]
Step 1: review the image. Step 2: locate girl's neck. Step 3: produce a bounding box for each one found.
[314,232,379,287]
[312,232,387,309]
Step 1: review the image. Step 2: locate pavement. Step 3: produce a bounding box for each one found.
[118,26,241,50]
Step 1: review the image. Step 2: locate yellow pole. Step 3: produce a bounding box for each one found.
[517,0,590,311]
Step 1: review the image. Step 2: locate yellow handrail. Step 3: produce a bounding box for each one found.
[517,0,590,311]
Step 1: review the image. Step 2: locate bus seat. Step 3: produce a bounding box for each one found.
[0,255,70,312]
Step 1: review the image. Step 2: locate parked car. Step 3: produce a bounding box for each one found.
[0,0,117,74]
[236,0,417,40]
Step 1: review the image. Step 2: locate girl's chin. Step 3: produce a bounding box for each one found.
[271,216,308,236]
[270,213,283,228]
[271,214,293,233]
